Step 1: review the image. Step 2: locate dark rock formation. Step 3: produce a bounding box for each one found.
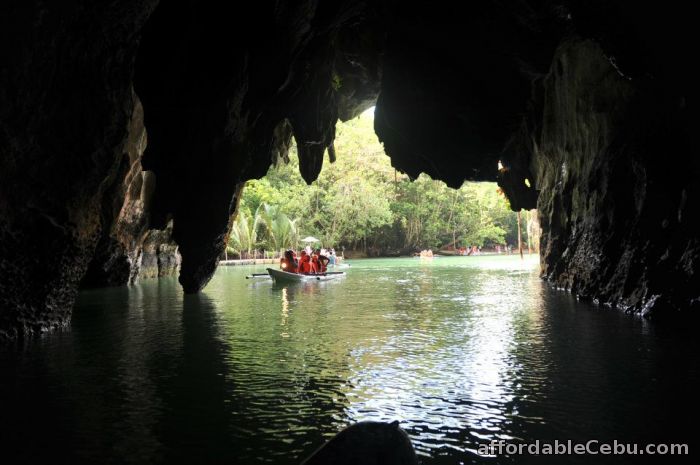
[375,2,563,188]
[81,96,180,288]
[133,0,385,293]
[0,0,697,338]
[0,1,159,339]
[532,39,698,317]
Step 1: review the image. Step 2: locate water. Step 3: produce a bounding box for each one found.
[2,255,698,464]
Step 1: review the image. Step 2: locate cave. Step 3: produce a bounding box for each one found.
[2,1,697,338]
[1,1,698,463]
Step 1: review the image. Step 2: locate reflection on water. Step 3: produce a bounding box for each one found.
[1,256,698,464]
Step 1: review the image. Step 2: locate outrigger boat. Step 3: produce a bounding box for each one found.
[245,269,347,280]
[266,267,345,283]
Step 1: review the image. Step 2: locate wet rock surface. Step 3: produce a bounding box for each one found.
[0,1,158,339]
[80,96,180,289]
[532,39,698,317]
[0,0,696,338]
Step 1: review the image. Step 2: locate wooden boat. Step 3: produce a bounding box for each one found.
[266,267,345,283]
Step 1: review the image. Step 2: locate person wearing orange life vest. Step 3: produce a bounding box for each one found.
[298,250,313,274]
[280,249,298,273]
[310,251,319,273]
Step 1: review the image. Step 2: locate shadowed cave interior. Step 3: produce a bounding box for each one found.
[1,1,699,464]
[0,2,697,341]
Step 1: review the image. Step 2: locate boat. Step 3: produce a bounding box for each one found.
[266,267,345,283]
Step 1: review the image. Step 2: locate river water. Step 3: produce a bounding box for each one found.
[2,256,698,464]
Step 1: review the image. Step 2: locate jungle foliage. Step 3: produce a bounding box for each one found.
[230,110,532,255]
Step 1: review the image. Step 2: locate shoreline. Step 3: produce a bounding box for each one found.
[219,252,538,265]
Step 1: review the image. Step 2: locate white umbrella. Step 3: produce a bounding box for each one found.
[301,236,320,243]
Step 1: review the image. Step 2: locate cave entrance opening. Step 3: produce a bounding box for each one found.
[226,107,539,262]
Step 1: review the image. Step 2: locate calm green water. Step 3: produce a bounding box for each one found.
[2,256,698,464]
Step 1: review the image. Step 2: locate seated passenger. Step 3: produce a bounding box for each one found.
[310,252,320,274]
[298,250,312,274]
[281,249,298,273]
[315,249,330,273]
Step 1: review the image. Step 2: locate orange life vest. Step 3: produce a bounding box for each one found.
[299,256,312,273]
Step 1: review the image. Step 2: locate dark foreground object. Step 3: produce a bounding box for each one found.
[301,421,418,465]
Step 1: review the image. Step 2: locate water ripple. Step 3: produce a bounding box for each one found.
[3,256,698,465]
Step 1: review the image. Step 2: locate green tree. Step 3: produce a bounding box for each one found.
[256,203,300,251]
[227,207,260,256]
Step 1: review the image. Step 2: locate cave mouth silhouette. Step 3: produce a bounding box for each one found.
[227,105,536,262]
[0,1,697,340]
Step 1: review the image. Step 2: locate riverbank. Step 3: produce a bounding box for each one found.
[341,250,539,259]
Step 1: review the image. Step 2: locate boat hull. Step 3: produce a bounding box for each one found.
[266,268,344,283]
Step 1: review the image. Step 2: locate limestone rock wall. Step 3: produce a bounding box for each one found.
[531,39,698,317]
[1,0,376,338]
[81,97,180,289]
[0,1,158,339]
[133,0,385,294]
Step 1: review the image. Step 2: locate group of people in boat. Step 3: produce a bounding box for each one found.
[280,246,338,274]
